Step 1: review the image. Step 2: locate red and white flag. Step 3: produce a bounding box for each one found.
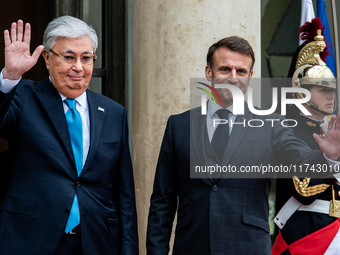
[300,0,315,45]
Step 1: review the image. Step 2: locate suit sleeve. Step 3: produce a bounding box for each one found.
[116,109,139,255]
[0,84,19,138]
[271,115,327,172]
[146,116,178,255]
[271,116,334,205]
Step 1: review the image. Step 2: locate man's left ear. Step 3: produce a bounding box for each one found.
[42,50,50,70]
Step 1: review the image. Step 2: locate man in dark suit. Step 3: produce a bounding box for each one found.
[0,150,12,202]
[146,36,340,255]
[0,16,138,255]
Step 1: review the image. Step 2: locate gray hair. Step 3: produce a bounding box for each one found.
[43,15,98,52]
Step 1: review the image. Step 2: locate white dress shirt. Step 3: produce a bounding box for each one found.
[0,69,21,93]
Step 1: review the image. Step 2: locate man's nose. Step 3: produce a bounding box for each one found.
[72,59,83,71]
[228,75,238,84]
[328,92,335,99]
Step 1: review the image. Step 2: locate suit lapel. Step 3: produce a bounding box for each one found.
[82,90,106,173]
[35,78,75,165]
[214,103,252,179]
[190,107,214,183]
[35,79,107,175]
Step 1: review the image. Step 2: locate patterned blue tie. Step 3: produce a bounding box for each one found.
[64,98,83,233]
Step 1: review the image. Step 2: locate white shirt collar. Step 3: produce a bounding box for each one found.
[59,91,87,110]
[208,98,234,118]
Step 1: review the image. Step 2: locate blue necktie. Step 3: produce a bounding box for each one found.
[211,109,230,161]
[64,98,83,233]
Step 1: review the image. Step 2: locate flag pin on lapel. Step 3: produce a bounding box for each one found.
[98,106,105,112]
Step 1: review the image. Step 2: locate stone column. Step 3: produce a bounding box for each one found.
[132,1,261,253]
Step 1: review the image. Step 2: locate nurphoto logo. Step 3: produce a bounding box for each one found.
[197,83,312,116]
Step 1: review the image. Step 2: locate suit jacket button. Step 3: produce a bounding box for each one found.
[65,209,70,215]
[76,181,81,187]
[213,185,218,191]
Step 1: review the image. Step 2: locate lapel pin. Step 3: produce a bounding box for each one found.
[98,106,105,112]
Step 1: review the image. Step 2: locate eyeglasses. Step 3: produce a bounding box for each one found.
[49,49,97,65]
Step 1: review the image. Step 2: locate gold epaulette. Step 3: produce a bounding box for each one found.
[293,176,330,197]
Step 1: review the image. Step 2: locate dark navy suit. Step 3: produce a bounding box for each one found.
[0,77,138,255]
[146,105,326,255]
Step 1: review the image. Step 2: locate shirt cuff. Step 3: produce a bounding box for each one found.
[323,153,340,183]
[0,69,21,93]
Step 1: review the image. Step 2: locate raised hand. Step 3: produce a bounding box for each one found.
[3,20,44,80]
[314,114,340,160]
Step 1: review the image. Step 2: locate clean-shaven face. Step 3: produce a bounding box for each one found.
[205,47,253,108]
[43,35,94,99]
